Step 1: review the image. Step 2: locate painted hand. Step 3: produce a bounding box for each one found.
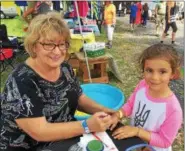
[112,125,139,140]
[87,112,112,132]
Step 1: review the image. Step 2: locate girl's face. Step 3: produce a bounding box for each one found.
[34,31,67,69]
[144,58,174,94]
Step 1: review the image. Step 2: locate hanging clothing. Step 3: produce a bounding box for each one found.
[135,2,142,25]
[52,1,60,11]
[14,1,27,6]
[74,1,89,18]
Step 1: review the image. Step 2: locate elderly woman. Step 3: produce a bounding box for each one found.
[0,12,120,151]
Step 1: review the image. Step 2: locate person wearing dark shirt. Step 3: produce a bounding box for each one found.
[142,3,149,27]
[161,1,178,44]
[129,2,138,31]
[0,12,119,151]
[22,1,37,24]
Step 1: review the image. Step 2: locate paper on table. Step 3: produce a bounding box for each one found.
[78,131,118,151]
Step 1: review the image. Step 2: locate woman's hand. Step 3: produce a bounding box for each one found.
[112,125,139,140]
[109,112,120,131]
[87,112,112,132]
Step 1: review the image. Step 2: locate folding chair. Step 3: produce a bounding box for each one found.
[0,44,14,73]
[0,24,22,73]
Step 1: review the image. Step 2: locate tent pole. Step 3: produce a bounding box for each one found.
[74,0,92,83]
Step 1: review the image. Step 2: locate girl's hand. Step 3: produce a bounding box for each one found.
[87,112,112,132]
[112,125,139,140]
[109,112,120,131]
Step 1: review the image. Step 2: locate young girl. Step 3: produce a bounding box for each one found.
[112,44,183,151]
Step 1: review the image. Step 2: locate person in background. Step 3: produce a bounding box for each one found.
[142,3,149,27]
[155,1,166,36]
[0,12,118,151]
[123,2,127,16]
[34,0,52,15]
[103,1,116,49]
[111,43,182,151]
[135,1,142,26]
[129,2,138,31]
[118,2,122,17]
[22,1,37,24]
[22,1,52,32]
[52,1,60,11]
[161,1,178,45]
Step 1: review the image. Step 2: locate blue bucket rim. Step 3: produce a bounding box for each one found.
[74,83,125,120]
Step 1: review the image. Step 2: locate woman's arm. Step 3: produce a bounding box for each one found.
[112,5,116,24]
[78,94,115,115]
[15,112,112,142]
[167,1,175,23]
[16,117,84,142]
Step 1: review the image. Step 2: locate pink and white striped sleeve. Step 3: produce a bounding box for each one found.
[149,98,183,148]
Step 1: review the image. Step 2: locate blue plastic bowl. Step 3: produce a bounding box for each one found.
[74,83,125,120]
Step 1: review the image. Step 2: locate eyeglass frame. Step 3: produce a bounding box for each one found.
[38,41,69,51]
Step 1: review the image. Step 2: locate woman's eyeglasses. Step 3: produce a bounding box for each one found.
[38,42,69,51]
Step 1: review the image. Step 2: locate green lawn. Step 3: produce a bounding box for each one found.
[1,16,27,38]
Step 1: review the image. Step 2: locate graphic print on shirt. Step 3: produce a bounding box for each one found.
[9,134,29,149]
[0,127,7,149]
[134,101,151,127]
[63,66,75,83]
[3,77,34,118]
[0,63,82,150]
[42,84,72,122]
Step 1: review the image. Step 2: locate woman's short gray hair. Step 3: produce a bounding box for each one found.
[24,11,70,58]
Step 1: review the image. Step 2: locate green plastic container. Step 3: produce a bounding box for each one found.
[86,140,104,151]
[86,49,105,58]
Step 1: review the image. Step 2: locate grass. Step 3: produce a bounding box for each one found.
[1,18,184,151]
[1,16,27,38]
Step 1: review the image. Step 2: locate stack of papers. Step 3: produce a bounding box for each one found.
[83,42,105,52]
[78,132,118,151]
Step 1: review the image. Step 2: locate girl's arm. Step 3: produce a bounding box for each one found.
[112,125,151,142]
[137,127,151,142]
[149,110,182,148]
[109,80,147,130]
[121,80,147,117]
[112,110,182,148]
